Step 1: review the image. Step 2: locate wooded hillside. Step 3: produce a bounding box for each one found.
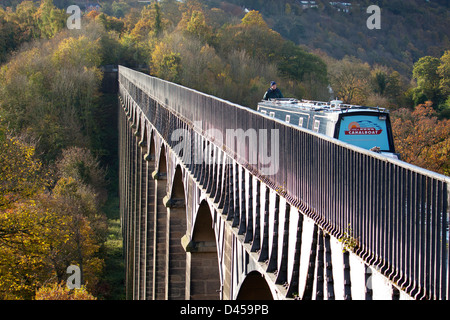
[220,0,450,76]
[0,0,448,300]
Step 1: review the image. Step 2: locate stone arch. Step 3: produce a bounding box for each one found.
[236,271,273,300]
[133,111,142,137]
[143,128,156,300]
[152,142,168,300]
[144,128,156,163]
[155,143,167,178]
[187,200,221,300]
[138,120,148,149]
[165,164,187,299]
[171,165,185,199]
[130,104,137,128]
[129,110,146,299]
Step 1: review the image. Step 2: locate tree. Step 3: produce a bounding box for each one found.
[391,104,450,175]
[52,36,102,69]
[159,0,182,30]
[368,66,403,108]
[217,10,284,61]
[0,8,21,64]
[438,50,450,96]
[277,41,328,99]
[50,178,105,290]
[241,9,269,28]
[0,29,104,162]
[184,10,212,42]
[328,56,371,104]
[0,196,69,299]
[0,6,115,300]
[111,1,130,19]
[151,41,182,82]
[0,136,106,299]
[129,3,163,42]
[35,0,65,39]
[96,13,125,35]
[412,56,441,105]
[0,134,49,209]
[410,52,450,115]
[35,281,96,300]
[214,49,278,107]
[14,1,39,40]
[56,146,106,200]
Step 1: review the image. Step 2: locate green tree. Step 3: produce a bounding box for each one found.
[278,41,326,81]
[217,10,284,61]
[412,56,441,105]
[129,3,164,42]
[56,146,107,205]
[52,36,102,69]
[367,66,404,107]
[35,0,65,39]
[14,1,39,40]
[185,10,211,42]
[438,50,450,96]
[151,41,182,82]
[0,8,21,63]
[96,13,125,35]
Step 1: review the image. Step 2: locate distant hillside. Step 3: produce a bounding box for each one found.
[4,0,448,76]
[210,0,450,77]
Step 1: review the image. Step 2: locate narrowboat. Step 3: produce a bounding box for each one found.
[257,98,398,158]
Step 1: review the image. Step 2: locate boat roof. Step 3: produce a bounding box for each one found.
[258,98,389,113]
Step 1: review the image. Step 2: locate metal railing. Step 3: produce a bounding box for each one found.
[119,66,450,300]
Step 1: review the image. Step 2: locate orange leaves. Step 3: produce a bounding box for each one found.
[392,104,450,175]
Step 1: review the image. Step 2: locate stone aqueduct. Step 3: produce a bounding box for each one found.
[118,66,450,300]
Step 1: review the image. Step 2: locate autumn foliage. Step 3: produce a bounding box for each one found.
[0,135,49,208]
[35,282,96,300]
[0,0,449,301]
[0,136,106,299]
[391,103,450,176]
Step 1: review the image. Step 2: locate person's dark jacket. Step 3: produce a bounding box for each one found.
[263,87,283,100]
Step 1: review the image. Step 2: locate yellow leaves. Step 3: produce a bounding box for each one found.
[52,36,101,69]
[35,282,96,300]
[241,10,269,29]
[184,10,212,41]
[0,190,104,299]
[151,41,181,82]
[0,140,106,299]
[0,135,48,209]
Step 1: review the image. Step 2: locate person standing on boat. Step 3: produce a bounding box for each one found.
[263,81,283,100]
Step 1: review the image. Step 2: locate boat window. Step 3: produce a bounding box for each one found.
[261,110,267,114]
[285,115,290,123]
[269,112,275,118]
[298,117,304,127]
[313,119,320,132]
